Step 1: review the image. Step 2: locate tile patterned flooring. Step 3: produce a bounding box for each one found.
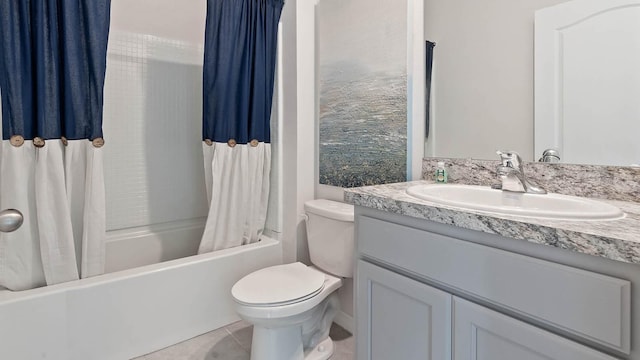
[133,321,354,360]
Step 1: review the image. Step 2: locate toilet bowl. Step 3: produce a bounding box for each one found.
[231,199,354,360]
[233,263,342,360]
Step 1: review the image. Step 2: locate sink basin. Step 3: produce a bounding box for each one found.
[406,184,624,221]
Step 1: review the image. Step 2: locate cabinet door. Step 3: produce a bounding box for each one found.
[453,297,619,360]
[356,260,452,360]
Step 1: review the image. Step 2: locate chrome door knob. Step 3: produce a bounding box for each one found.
[0,209,23,233]
[539,149,560,163]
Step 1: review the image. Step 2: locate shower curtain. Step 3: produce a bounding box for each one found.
[198,0,284,253]
[0,1,111,290]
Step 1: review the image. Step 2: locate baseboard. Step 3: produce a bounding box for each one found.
[333,310,354,334]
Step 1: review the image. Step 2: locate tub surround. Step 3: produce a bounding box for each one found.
[344,180,640,265]
[421,158,640,203]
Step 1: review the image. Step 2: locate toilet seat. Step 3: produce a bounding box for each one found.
[232,262,326,307]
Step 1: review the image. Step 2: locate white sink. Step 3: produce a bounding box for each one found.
[406,184,624,221]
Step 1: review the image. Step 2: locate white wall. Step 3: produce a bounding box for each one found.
[279,0,300,264]
[424,0,569,161]
[293,0,318,266]
[110,0,206,44]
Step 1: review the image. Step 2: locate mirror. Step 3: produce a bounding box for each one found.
[423,0,640,166]
[535,0,640,166]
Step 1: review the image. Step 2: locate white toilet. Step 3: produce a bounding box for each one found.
[231,199,354,360]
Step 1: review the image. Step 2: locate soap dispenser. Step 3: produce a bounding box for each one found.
[435,161,448,183]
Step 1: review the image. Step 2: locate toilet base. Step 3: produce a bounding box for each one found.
[249,325,334,360]
[304,336,334,360]
[250,324,303,360]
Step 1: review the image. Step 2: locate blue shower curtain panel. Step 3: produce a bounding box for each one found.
[199,0,284,253]
[0,0,111,290]
[0,0,111,141]
[202,0,284,144]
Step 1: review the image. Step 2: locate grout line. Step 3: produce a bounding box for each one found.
[224,326,252,354]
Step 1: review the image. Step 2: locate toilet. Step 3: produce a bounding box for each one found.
[231,199,354,360]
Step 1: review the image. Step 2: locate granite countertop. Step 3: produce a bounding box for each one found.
[344,180,640,265]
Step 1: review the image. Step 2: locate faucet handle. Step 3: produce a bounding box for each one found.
[496,150,522,169]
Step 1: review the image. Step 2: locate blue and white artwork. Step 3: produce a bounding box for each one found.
[317,0,408,188]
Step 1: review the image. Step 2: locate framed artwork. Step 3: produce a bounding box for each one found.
[317,0,409,188]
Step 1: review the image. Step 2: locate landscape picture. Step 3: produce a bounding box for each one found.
[317,0,408,188]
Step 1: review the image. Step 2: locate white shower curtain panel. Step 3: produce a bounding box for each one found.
[199,142,271,253]
[0,139,106,291]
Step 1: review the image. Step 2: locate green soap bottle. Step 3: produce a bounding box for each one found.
[435,161,448,183]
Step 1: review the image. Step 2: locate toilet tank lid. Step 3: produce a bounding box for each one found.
[304,199,354,222]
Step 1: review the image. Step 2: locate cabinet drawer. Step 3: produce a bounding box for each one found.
[357,215,631,354]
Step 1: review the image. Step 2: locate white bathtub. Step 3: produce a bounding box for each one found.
[0,221,282,360]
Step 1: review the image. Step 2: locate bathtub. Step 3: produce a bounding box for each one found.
[0,220,282,360]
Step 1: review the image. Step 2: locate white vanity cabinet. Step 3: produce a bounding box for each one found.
[355,207,634,360]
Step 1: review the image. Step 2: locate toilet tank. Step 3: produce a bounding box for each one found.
[304,199,355,278]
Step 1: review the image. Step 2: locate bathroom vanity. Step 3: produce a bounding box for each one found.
[346,181,640,360]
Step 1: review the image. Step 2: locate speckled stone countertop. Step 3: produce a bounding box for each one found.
[344,181,640,265]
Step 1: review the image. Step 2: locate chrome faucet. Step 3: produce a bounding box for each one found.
[494,151,546,194]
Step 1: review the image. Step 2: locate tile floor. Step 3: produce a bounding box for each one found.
[133,321,354,360]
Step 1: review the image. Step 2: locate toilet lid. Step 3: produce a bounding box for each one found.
[232,262,325,306]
